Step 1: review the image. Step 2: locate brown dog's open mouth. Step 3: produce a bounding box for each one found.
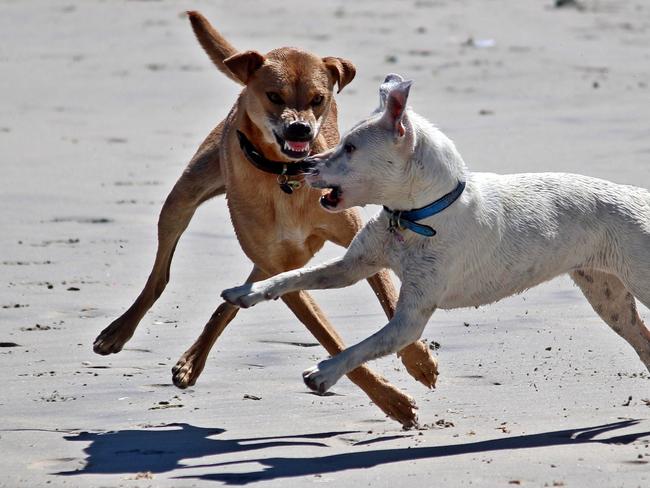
[274,132,311,159]
[320,185,342,209]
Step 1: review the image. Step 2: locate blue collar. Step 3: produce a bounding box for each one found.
[383,180,466,237]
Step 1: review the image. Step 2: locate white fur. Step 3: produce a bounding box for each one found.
[222,78,650,395]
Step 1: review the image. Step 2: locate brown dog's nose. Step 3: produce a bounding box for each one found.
[285,121,312,141]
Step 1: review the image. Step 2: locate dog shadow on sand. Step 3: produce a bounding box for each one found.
[56,420,649,484]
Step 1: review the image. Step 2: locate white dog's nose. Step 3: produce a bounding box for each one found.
[301,156,320,176]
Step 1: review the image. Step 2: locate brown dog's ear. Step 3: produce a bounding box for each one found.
[223,51,266,84]
[322,57,356,93]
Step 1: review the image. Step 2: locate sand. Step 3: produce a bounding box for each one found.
[1,0,649,486]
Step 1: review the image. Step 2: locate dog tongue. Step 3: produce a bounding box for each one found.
[286,140,309,152]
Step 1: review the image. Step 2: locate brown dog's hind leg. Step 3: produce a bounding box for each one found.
[571,269,650,369]
[282,290,418,428]
[94,126,226,355]
[172,266,268,388]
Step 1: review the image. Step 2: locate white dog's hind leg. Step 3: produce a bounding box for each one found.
[571,269,650,370]
[303,298,434,393]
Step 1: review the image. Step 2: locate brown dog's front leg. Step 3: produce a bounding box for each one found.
[366,270,439,388]
[94,191,198,355]
[172,266,268,388]
[94,129,225,355]
[281,290,418,428]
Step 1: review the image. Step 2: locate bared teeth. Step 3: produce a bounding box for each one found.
[284,140,310,153]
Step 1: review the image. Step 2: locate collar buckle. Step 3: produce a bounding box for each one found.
[383,180,466,238]
[388,211,405,233]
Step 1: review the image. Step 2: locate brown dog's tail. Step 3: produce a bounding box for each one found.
[187,11,242,85]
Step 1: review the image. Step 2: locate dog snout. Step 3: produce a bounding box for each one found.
[285,121,313,141]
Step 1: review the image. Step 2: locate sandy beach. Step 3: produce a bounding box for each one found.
[1,0,649,486]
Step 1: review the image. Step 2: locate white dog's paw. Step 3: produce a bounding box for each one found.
[302,362,340,394]
[221,283,277,308]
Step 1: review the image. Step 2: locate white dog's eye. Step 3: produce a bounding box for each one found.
[344,143,356,154]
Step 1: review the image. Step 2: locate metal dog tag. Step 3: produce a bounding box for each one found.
[277,174,293,194]
[277,175,302,194]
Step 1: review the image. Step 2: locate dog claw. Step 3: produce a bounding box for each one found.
[93,318,135,355]
[365,377,419,429]
[172,349,207,389]
[303,365,332,394]
[399,340,439,389]
[406,361,438,389]
[172,366,196,389]
[221,284,264,308]
[387,395,419,429]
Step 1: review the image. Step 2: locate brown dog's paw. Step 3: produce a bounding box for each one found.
[398,340,439,389]
[93,319,135,355]
[172,350,207,389]
[371,382,419,429]
[348,366,419,428]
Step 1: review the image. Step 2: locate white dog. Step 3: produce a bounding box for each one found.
[222,74,650,395]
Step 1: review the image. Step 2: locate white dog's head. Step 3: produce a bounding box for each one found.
[305,74,417,212]
[305,74,467,212]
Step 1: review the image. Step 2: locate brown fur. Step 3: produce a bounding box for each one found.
[93,11,438,427]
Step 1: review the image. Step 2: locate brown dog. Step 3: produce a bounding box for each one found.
[93,11,438,427]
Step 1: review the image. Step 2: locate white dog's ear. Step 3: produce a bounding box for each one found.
[380,80,412,137]
[376,73,405,112]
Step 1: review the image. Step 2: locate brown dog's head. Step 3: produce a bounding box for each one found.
[224,48,355,160]
[187,12,355,160]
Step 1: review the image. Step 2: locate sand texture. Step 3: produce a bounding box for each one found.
[1,0,649,486]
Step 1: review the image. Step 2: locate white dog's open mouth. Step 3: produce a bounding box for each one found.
[320,185,342,210]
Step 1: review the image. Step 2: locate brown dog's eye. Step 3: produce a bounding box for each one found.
[266,92,284,105]
[311,94,324,106]
[344,143,356,154]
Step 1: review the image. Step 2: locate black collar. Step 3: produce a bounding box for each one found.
[236,130,311,177]
[236,130,314,194]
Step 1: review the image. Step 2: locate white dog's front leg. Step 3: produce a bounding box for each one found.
[221,255,381,309]
[303,299,435,393]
